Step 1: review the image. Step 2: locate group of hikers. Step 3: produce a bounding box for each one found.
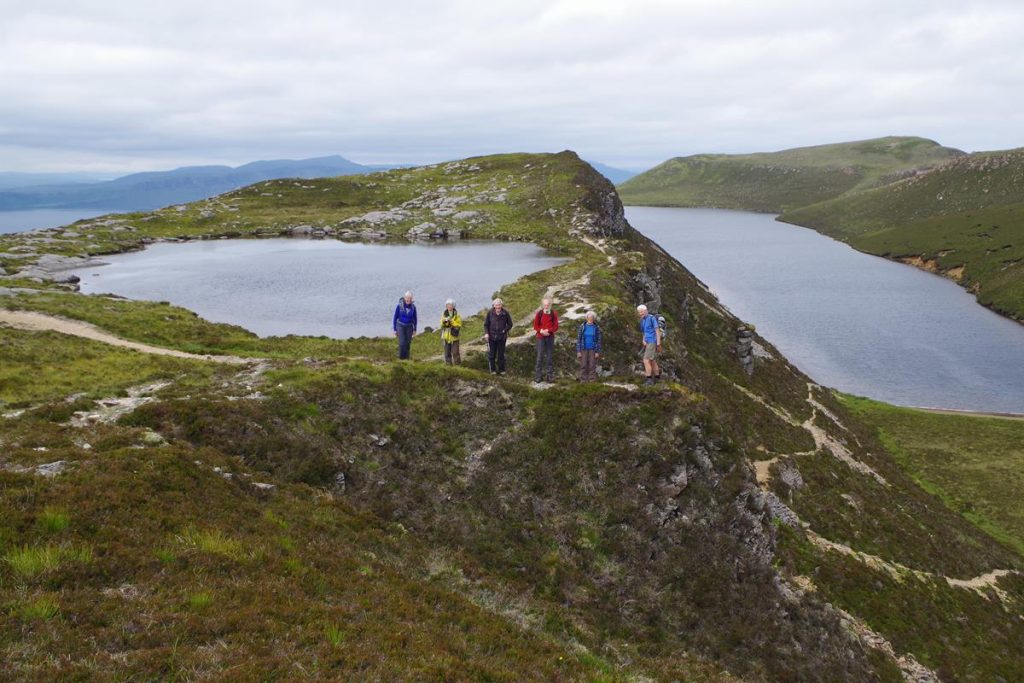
[392,291,664,384]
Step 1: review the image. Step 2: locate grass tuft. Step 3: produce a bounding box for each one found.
[177,527,246,561]
[5,545,62,578]
[325,623,346,648]
[188,591,214,610]
[15,593,60,620]
[37,507,71,534]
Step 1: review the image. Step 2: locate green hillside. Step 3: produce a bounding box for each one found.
[843,396,1024,557]
[2,153,1022,681]
[618,136,962,212]
[781,148,1024,321]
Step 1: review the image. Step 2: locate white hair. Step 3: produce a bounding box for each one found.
[445,298,455,306]
[404,290,414,299]
[585,310,596,320]
[493,298,503,306]
[636,304,648,313]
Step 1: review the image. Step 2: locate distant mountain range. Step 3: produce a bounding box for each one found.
[0,156,397,211]
[585,161,640,184]
[0,156,639,213]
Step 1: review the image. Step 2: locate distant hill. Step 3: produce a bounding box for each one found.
[618,136,964,212]
[585,161,640,184]
[0,155,393,211]
[780,147,1024,321]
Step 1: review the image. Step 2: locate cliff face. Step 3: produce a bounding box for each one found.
[1,152,1022,681]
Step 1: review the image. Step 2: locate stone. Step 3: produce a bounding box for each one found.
[662,464,689,497]
[778,460,805,490]
[736,326,755,376]
[764,491,802,528]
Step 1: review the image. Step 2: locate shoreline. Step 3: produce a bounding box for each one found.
[908,405,1024,421]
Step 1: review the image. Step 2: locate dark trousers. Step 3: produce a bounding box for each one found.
[579,349,598,381]
[487,336,507,373]
[396,323,414,359]
[443,340,461,365]
[534,335,554,381]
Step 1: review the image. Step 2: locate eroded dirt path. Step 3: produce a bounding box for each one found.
[0,309,256,364]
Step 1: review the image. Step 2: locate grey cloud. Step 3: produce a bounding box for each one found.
[1,0,1022,172]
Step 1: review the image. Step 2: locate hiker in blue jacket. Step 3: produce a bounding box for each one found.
[576,310,602,382]
[637,304,662,384]
[393,290,417,360]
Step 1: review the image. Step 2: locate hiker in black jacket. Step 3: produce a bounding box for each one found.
[484,298,514,375]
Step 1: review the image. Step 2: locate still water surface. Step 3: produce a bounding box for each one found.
[0,208,118,234]
[74,238,565,339]
[627,206,1024,414]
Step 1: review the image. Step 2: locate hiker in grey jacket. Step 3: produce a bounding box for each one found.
[483,298,514,374]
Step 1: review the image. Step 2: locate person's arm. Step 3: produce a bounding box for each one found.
[505,311,514,334]
[484,310,491,339]
[533,310,541,334]
[595,325,602,355]
[411,305,417,333]
[453,312,461,329]
[656,321,662,348]
[393,305,399,333]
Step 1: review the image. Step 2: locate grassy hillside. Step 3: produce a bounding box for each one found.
[2,152,1022,680]
[618,136,962,212]
[780,148,1024,321]
[842,396,1024,557]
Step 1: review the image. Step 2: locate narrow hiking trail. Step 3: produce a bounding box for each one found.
[739,378,1022,602]
[0,309,257,364]
[736,382,1021,682]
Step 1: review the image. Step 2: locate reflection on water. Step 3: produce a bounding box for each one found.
[627,206,1024,414]
[74,238,566,339]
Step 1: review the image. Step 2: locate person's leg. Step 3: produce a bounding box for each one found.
[543,336,554,380]
[443,340,452,365]
[400,324,413,359]
[580,350,590,381]
[496,338,507,373]
[587,350,598,381]
[452,340,461,365]
[642,343,655,382]
[534,338,544,382]
[487,340,497,373]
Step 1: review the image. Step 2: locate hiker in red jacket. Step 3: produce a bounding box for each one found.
[533,297,559,383]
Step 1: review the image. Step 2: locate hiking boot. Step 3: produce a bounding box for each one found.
[643,376,655,386]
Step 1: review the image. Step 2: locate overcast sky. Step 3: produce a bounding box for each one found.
[2,0,1022,173]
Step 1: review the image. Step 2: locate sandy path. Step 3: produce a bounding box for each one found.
[0,309,255,364]
[912,406,1024,421]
